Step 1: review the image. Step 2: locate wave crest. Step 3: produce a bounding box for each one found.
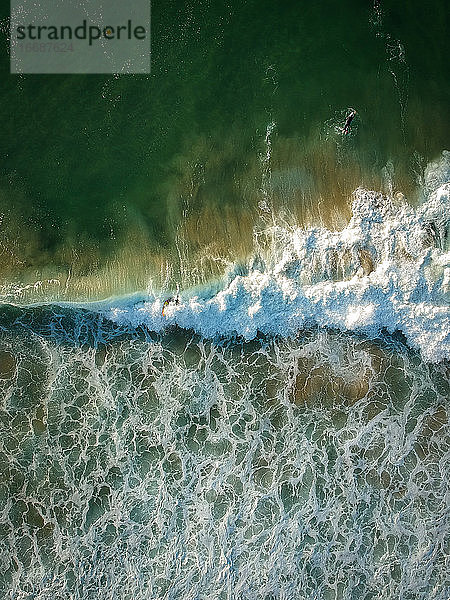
[106,178,450,363]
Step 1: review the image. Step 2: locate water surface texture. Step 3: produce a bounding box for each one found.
[0,0,449,599]
[0,0,448,299]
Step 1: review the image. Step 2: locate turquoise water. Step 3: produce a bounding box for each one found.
[0,0,449,598]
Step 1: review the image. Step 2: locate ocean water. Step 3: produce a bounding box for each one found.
[1,316,449,599]
[0,0,449,598]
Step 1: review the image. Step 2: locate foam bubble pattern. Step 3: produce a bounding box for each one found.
[105,184,450,363]
[0,322,449,599]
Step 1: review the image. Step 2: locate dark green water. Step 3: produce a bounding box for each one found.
[0,2,449,599]
[0,0,448,300]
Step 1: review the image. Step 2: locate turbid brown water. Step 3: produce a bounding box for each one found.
[0,0,448,302]
[0,2,449,599]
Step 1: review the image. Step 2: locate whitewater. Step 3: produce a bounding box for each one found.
[1,155,449,600]
[102,154,449,363]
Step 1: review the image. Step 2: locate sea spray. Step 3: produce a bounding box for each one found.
[105,179,449,363]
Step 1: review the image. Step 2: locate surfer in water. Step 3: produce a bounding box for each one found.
[340,108,357,135]
[162,295,180,316]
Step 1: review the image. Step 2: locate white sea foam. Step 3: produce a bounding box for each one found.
[3,322,449,600]
[2,156,449,600]
[104,175,450,363]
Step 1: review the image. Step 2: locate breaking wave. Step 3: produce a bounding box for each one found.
[1,154,449,600]
[103,176,449,363]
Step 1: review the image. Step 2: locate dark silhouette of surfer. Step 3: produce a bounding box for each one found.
[162,295,180,316]
[340,108,357,135]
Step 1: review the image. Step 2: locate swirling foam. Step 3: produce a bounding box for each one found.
[1,328,449,600]
[1,157,449,600]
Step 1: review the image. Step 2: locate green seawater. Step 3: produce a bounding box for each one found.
[0,0,448,301]
[0,2,449,599]
[0,310,449,599]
